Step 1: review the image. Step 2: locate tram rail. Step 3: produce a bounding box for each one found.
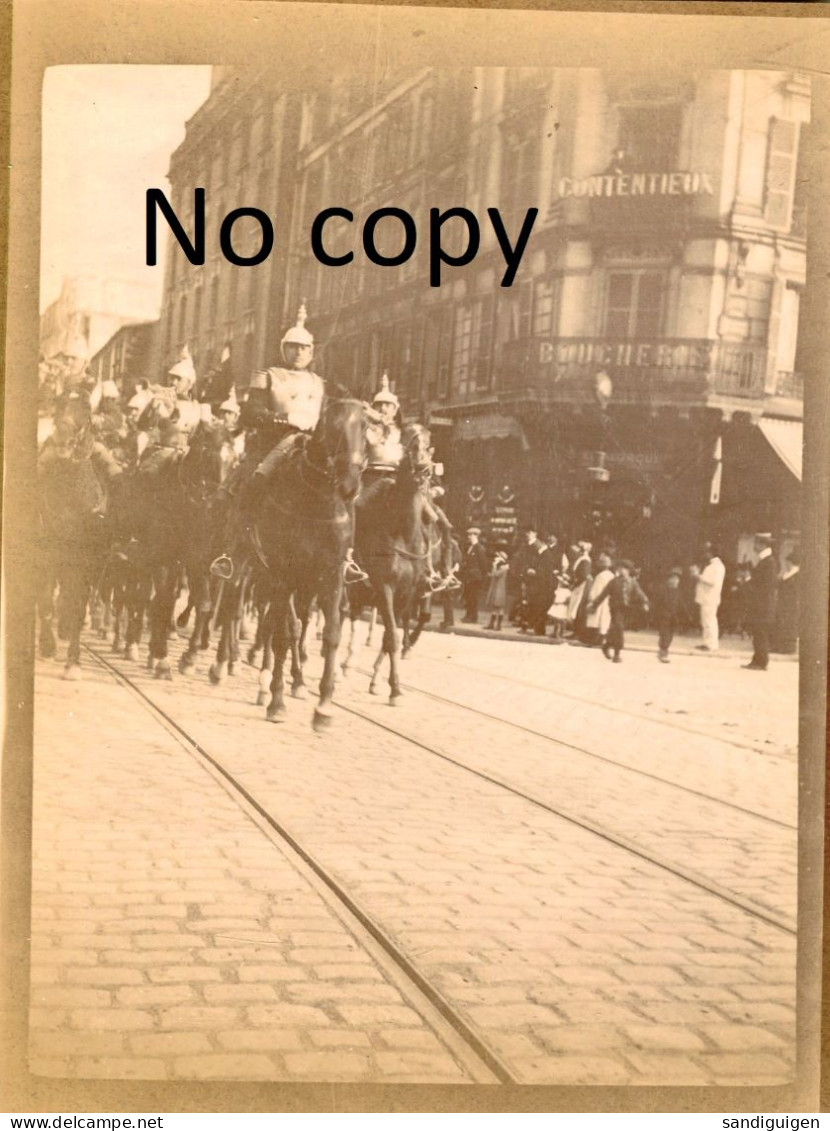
[84,633,796,944]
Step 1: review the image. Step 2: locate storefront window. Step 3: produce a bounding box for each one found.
[604,270,665,339]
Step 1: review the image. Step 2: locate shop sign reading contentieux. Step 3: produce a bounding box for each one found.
[557,171,715,199]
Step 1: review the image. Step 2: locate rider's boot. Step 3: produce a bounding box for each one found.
[210,473,269,579]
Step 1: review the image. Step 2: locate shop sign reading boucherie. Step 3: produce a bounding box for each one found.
[536,339,715,371]
[557,171,715,199]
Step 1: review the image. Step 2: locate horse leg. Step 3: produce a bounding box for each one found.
[314,576,345,730]
[247,596,265,666]
[366,604,378,647]
[62,566,87,680]
[256,605,274,706]
[180,572,210,673]
[384,586,404,705]
[340,604,360,677]
[209,587,231,684]
[124,569,147,661]
[227,597,241,677]
[151,564,175,680]
[288,598,307,699]
[266,598,289,721]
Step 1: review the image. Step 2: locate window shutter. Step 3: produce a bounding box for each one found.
[765,117,798,230]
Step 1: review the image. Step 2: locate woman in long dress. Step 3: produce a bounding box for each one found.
[567,542,593,637]
[584,552,615,646]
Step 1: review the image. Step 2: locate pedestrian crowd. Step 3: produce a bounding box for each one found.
[443,525,799,669]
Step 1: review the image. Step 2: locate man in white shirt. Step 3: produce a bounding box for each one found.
[691,542,726,652]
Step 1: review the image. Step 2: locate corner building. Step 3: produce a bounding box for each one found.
[162,67,809,571]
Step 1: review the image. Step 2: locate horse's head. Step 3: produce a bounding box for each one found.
[183,419,237,488]
[52,391,92,445]
[401,423,434,479]
[310,397,367,502]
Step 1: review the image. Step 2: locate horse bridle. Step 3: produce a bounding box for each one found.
[298,397,366,499]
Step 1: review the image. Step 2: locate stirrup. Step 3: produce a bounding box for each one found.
[444,573,463,592]
[210,554,234,581]
[344,558,369,584]
[427,572,448,593]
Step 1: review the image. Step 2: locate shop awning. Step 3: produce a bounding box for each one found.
[759,417,803,481]
[457,414,525,443]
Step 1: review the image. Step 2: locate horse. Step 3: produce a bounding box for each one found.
[174,419,239,674]
[247,396,366,729]
[36,392,113,679]
[116,416,236,678]
[341,423,435,703]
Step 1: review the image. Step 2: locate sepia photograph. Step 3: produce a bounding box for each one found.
[4,0,828,1113]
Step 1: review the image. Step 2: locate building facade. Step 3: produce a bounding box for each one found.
[160,66,809,571]
[40,275,160,366]
[87,321,159,393]
[157,68,303,389]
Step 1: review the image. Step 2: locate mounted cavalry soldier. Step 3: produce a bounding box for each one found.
[238,304,325,507]
[211,305,328,578]
[137,346,202,476]
[359,374,457,592]
[364,374,404,481]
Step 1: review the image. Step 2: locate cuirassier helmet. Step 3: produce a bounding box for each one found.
[167,344,197,392]
[372,373,399,409]
[281,304,315,350]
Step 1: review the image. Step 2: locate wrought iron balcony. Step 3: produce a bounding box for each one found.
[495,337,769,406]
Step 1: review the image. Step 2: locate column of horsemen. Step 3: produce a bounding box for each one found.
[36,305,458,723]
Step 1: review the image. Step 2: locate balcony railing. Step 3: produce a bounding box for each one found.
[496,337,768,404]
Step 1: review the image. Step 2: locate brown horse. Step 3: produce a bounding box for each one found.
[36,393,112,678]
[113,417,236,678]
[250,396,366,729]
[342,423,435,703]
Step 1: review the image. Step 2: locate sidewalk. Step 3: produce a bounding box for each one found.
[421,615,797,663]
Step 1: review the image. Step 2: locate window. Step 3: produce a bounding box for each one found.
[423,308,453,400]
[209,276,219,336]
[532,279,557,338]
[791,123,808,239]
[501,128,541,220]
[765,117,799,230]
[496,282,532,346]
[604,271,665,339]
[192,283,202,342]
[474,295,494,390]
[777,284,801,374]
[617,104,682,170]
[452,304,475,395]
[451,298,494,396]
[178,293,188,346]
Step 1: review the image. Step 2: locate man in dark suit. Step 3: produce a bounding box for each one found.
[743,533,778,671]
[461,527,488,623]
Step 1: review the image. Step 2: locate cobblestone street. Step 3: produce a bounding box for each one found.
[29,622,798,1086]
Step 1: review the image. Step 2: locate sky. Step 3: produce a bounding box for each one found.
[40,65,213,314]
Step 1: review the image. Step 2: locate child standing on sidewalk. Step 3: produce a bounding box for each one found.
[485,550,510,631]
[653,566,683,663]
[589,559,649,663]
[548,569,571,640]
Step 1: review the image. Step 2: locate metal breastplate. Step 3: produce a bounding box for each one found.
[262,367,324,432]
[366,422,403,469]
